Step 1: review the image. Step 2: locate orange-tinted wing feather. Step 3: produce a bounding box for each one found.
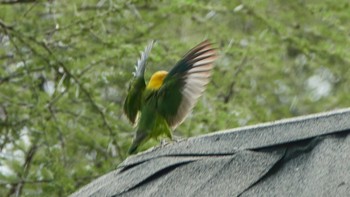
[157,40,217,128]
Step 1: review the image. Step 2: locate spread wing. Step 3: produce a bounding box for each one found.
[124,41,154,124]
[157,40,217,128]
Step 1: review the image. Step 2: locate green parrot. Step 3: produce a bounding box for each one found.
[124,40,217,154]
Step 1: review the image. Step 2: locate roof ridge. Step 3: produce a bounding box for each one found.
[198,107,350,138]
[193,107,350,149]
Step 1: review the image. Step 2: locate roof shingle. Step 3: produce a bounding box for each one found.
[71,108,350,197]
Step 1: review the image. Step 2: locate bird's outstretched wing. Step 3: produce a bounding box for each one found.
[124,41,154,124]
[157,40,217,128]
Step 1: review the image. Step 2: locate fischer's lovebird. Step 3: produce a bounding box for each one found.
[124,40,217,154]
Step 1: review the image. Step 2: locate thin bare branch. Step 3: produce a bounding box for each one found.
[0,0,36,5]
[6,145,37,197]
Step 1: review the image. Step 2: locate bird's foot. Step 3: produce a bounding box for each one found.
[160,139,169,147]
[157,136,186,150]
[171,135,185,143]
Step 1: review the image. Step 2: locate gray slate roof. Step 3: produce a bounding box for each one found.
[71,108,350,197]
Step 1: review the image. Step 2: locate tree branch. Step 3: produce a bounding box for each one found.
[7,144,37,197]
[0,0,36,5]
[1,20,125,159]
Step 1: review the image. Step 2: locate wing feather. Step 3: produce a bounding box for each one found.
[124,41,154,124]
[157,40,217,128]
[134,41,154,77]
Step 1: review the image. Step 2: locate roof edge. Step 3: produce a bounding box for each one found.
[196,107,350,139]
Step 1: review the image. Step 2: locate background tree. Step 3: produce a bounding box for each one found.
[0,0,349,196]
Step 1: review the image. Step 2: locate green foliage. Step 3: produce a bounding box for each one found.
[0,0,349,196]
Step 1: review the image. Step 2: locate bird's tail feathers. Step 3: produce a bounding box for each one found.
[128,132,148,155]
[128,143,139,155]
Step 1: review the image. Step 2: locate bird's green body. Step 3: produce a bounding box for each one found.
[124,40,217,154]
[128,89,172,154]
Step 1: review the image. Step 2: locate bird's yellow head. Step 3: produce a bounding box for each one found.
[147,70,168,90]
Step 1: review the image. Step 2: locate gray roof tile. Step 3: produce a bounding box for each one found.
[71,108,350,197]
